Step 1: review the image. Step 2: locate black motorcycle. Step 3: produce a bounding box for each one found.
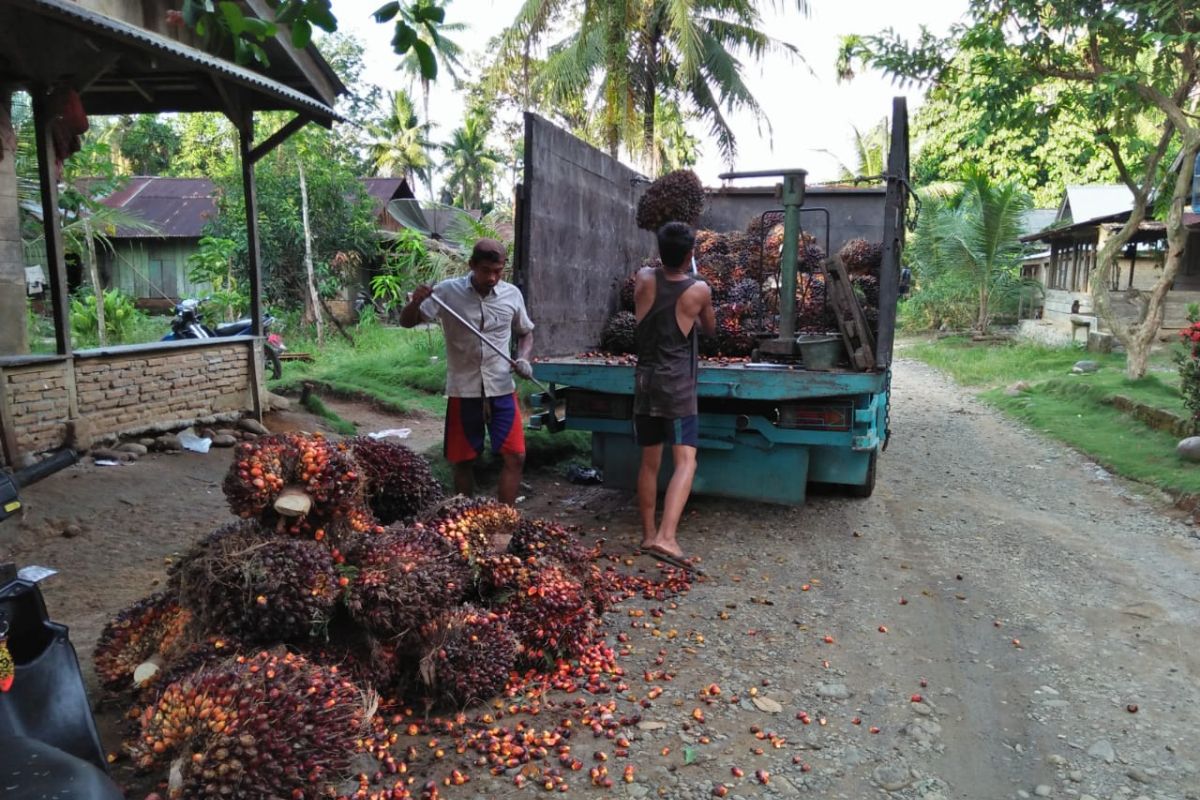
[1,450,124,800]
[162,297,285,380]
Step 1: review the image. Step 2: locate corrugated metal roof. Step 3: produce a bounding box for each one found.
[100,177,217,238]
[1021,209,1058,237]
[1059,185,1134,224]
[2,0,339,123]
[362,177,415,215]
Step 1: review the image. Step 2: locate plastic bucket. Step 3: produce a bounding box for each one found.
[797,335,843,370]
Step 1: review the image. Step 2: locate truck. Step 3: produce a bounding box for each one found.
[514,98,911,506]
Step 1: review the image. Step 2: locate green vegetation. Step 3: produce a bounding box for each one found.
[910,337,1198,498]
[275,319,448,415]
[299,393,357,436]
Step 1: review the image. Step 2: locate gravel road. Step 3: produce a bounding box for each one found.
[517,356,1200,800]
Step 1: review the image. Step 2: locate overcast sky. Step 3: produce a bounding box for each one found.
[334,0,966,185]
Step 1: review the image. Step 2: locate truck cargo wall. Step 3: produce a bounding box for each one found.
[699,187,888,263]
[517,113,655,358]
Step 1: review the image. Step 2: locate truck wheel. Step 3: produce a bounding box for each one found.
[849,451,877,498]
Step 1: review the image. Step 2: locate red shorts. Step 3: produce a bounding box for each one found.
[444,393,525,464]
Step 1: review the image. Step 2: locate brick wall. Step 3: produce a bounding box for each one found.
[2,360,72,457]
[74,341,253,440]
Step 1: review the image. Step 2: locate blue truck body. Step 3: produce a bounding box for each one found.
[515,102,910,505]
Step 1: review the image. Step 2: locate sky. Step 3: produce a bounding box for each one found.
[334,0,967,186]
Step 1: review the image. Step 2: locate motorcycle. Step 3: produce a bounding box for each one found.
[162,297,286,380]
[1,450,124,800]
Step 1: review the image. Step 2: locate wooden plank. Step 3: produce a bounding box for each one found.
[32,87,71,355]
[820,257,876,371]
[0,365,22,467]
[874,96,907,368]
[238,111,265,337]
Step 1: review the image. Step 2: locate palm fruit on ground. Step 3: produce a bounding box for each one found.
[636,169,705,232]
[418,604,517,707]
[223,433,376,543]
[128,651,368,800]
[838,238,883,273]
[419,495,520,563]
[343,526,471,640]
[93,592,192,691]
[175,520,338,643]
[500,559,596,663]
[348,437,444,525]
[600,311,638,355]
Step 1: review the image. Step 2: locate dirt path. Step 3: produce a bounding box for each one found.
[3,360,1199,800]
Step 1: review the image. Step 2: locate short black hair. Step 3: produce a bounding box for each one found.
[657,222,695,270]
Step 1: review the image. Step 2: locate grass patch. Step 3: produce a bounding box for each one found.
[273,319,447,415]
[987,385,1200,497]
[906,337,1129,387]
[300,393,356,436]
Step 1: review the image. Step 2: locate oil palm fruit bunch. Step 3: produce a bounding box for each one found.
[149,636,241,696]
[348,437,444,525]
[474,552,536,601]
[601,311,638,355]
[725,278,766,318]
[224,433,374,542]
[851,273,880,308]
[418,605,517,707]
[343,526,471,640]
[796,273,839,333]
[797,232,826,273]
[500,560,596,662]
[508,517,592,571]
[176,520,338,643]
[838,238,883,273]
[702,307,757,357]
[129,651,368,800]
[636,169,705,232]
[695,229,729,260]
[619,274,637,312]
[420,495,521,563]
[94,592,192,691]
[725,231,767,283]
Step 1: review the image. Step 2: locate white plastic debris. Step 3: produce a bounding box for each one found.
[367,428,412,440]
[178,427,212,453]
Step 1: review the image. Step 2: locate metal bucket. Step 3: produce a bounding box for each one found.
[797,335,843,370]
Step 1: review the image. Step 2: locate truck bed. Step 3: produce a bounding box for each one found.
[533,357,887,401]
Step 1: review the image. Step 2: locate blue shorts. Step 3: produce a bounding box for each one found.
[634,415,698,448]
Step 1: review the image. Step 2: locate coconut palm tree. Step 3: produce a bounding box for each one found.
[439,113,503,211]
[507,0,807,171]
[819,118,889,182]
[367,89,432,188]
[911,168,1032,333]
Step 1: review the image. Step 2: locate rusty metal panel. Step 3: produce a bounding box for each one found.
[516,113,656,357]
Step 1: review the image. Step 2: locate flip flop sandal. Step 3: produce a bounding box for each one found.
[644,545,706,576]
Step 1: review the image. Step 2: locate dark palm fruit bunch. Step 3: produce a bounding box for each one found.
[94,592,193,691]
[343,527,471,640]
[702,307,757,357]
[508,517,593,571]
[129,651,368,800]
[347,437,444,525]
[838,238,883,273]
[725,278,766,318]
[501,560,596,662]
[797,232,826,273]
[176,521,338,643]
[619,274,637,312]
[473,552,536,601]
[420,495,521,563]
[796,273,839,333]
[418,605,517,707]
[601,311,638,355]
[224,433,375,541]
[695,229,729,259]
[636,169,705,232]
[851,273,880,308]
[149,636,241,696]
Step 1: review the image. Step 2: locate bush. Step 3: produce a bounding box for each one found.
[69,287,150,346]
[1175,320,1200,435]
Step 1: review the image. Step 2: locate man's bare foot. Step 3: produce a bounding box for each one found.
[646,538,684,559]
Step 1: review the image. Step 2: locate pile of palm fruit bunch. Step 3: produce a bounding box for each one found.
[839,237,885,336]
[92,430,693,799]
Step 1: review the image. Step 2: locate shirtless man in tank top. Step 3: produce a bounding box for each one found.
[633,222,716,563]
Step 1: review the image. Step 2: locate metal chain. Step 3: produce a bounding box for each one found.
[882,366,893,453]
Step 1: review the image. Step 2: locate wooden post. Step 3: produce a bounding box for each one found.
[238,111,264,337]
[298,160,323,345]
[31,88,71,355]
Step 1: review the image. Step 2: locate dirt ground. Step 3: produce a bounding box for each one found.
[3,359,1199,800]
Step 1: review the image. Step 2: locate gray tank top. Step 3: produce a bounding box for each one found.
[634,268,698,417]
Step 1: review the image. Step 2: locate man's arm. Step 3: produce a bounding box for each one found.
[515,330,534,363]
[698,283,717,337]
[633,266,656,321]
[399,284,434,328]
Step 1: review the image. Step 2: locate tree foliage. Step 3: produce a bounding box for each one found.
[840,0,1200,377]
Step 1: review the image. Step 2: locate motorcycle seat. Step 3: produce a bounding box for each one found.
[0,736,124,800]
[214,319,251,336]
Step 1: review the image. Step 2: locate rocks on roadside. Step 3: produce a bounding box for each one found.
[238,417,270,436]
[116,442,148,456]
[154,434,182,453]
[1086,739,1116,764]
[1071,360,1100,374]
[1034,784,1053,797]
[91,447,137,464]
[1005,381,1032,397]
[1176,436,1200,462]
[872,762,912,792]
[817,682,851,700]
[210,433,238,448]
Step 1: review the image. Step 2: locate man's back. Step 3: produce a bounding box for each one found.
[633,266,714,418]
